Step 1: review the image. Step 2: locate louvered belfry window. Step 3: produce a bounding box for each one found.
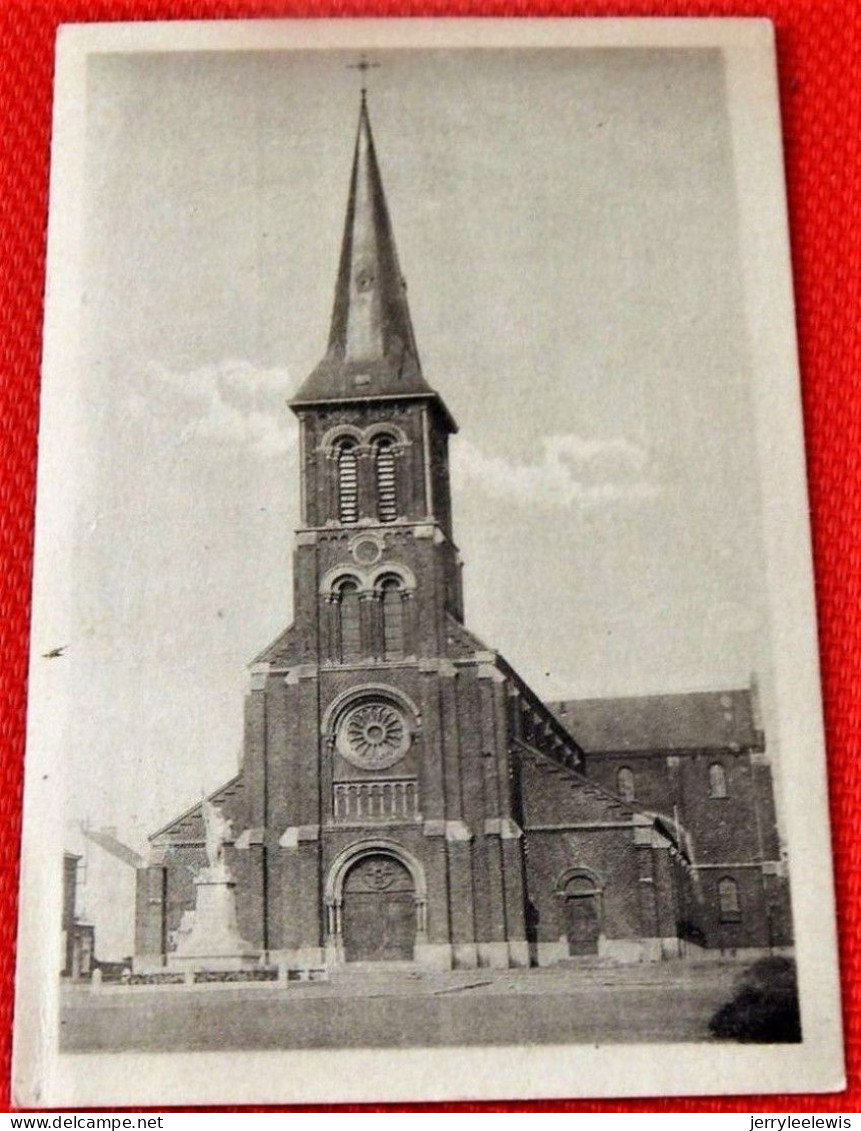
[337,441,358,524]
[375,439,397,523]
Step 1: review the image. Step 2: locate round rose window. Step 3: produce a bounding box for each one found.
[336,700,410,770]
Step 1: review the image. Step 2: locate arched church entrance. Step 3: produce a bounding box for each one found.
[342,852,416,962]
[558,871,602,956]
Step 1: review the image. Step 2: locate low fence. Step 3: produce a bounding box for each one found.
[89,966,328,992]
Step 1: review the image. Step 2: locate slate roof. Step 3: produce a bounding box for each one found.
[290,96,456,432]
[444,615,493,659]
[150,775,244,844]
[546,688,763,754]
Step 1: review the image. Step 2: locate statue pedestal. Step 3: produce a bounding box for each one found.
[168,867,258,971]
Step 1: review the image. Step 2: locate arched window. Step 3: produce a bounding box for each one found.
[616,767,635,802]
[375,438,397,523]
[337,440,358,525]
[380,577,405,659]
[709,762,728,799]
[718,877,741,922]
[336,578,361,660]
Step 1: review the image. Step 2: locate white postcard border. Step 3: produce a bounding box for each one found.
[13,17,845,1107]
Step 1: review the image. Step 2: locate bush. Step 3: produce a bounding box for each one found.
[709,956,801,1043]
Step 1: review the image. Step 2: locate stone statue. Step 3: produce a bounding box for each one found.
[202,799,232,876]
[170,798,256,968]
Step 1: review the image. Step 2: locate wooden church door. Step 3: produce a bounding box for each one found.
[342,854,416,962]
[561,875,602,955]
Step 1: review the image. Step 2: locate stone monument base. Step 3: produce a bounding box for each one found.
[167,869,258,971]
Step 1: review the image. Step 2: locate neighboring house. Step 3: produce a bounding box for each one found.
[62,852,95,979]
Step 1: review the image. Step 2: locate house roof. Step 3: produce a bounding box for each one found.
[546,688,763,754]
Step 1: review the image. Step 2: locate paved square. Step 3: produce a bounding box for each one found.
[61,963,752,1052]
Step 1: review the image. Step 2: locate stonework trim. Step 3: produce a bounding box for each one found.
[321,683,422,739]
[761,860,787,877]
[319,566,364,595]
[695,860,784,871]
[419,658,458,678]
[367,562,417,591]
[279,825,320,849]
[483,818,522,839]
[249,666,269,691]
[525,821,636,832]
[318,562,417,596]
[648,827,674,849]
[477,663,507,683]
[325,838,427,903]
[348,531,385,563]
[423,820,472,841]
[554,865,603,896]
[317,421,410,452]
[317,423,364,449]
[284,664,319,686]
[235,827,265,849]
[364,421,410,448]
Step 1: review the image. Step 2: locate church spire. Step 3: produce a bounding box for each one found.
[291,95,452,425]
[328,93,420,372]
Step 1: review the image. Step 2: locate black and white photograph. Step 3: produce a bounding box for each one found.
[13,18,844,1106]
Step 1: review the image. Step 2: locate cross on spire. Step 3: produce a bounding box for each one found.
[347,54,380,99]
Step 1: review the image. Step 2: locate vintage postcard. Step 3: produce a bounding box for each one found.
[13,18,844,1106]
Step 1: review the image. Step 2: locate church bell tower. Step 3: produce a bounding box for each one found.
[288,91,463,665]
[241,93,532,969]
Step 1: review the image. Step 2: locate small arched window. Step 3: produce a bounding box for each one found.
[709,762,728,799]
[718,877,741,922]
[375,438,397,523]
[336,578,361,660]
[337,440,359,525]
[616,767,635,802]
[379,576,405,659]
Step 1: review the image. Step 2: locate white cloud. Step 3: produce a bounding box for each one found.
[128,367,656,502]
[138,359,298,458]
[452,433,659,509]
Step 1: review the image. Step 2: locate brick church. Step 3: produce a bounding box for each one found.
[136,95,793,970]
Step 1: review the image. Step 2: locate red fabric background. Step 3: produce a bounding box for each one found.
[0,0,857,1113]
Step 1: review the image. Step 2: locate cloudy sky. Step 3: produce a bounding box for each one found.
[57,45,774,951]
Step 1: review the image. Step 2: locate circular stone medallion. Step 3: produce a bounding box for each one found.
[336,700,410,770]
[351,536,383,566]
